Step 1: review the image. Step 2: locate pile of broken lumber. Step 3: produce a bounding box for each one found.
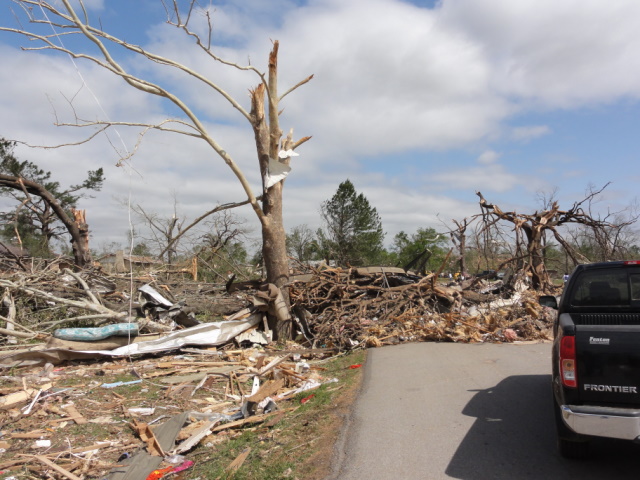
[291,267,556,348]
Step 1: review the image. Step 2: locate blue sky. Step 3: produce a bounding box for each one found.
[0,0,639,253]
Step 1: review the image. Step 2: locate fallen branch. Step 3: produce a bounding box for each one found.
[0,279,127,320]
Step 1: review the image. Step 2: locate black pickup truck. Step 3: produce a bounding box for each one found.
[540,260,640,458]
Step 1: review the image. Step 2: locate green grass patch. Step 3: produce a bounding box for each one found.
[56,420,117,443]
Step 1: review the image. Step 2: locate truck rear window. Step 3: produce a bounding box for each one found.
[570,269,629,306]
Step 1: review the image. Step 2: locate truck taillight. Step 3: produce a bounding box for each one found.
[560,335,577,388]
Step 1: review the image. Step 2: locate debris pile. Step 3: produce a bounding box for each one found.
[0,346,339,479]
[0,264,557,359]
[291,267,556,348]
[0,261,557,477]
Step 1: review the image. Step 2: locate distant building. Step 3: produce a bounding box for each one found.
[98,250,163,273]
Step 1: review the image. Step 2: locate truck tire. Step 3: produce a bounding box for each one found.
[553,396,590,459]
[557,436,589,459]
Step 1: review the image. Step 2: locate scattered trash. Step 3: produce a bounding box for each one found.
[300,394,315,404]
[128,407,156,416]
[171,459,194,473]
[146,465,173,480]
[503,328,518,342]
[101,379,143,389]
[164,454,186,464]
[117,452,131,462]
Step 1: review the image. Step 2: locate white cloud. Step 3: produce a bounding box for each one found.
[477,150,500,165]
[511,125,551,142]
[441,0,640,108]
[1,0,639,250]
[270,0,507,153]
[428,163,539,194]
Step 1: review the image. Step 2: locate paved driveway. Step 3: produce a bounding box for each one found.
[329,342,640,479]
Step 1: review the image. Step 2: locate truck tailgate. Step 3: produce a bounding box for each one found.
[576,325,640,406]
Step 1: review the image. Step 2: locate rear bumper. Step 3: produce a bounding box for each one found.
[561,404,640,441]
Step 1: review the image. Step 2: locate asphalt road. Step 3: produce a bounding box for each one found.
[328,342,640,480]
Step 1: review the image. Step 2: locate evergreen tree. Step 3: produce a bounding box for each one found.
[320,180,385,266]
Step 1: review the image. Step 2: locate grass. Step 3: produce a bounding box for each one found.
[187,349,366,480]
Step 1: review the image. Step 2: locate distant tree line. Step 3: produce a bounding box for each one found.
[1,140,638,288]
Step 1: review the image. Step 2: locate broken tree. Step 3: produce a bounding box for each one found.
[476,186,622,290]
[0,138,104,267]
[2,1,312,338]
[0,174,98,268]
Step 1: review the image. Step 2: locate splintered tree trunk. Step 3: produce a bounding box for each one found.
[71,208,92,268]
[250,43,292,340]
[452,219,468,276]
[524,227,549,290]
[458,233,467,275]
[262,189,290,288]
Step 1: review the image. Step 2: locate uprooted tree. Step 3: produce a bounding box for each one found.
[2,1,313,338]
[475,184,638,290]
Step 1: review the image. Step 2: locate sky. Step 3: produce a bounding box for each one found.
[0,0,639,254]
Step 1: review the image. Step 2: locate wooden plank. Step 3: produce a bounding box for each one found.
[211,408,294,433]
[245,378,284,403]
[171,419,219,454]
[32,455,82,480]
[0,458,28,470]
[226,447,251,472]
[63,404,87,425]
[9,430,48,439]
[157,361,242,368]
[0,383,51,409]
[131,420,165,457]
[258,355,290,377]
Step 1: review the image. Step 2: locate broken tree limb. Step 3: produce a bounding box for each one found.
[0,326,36,339]
[64,268,101,305]
[1,290,17,344]
[0,278,127,321]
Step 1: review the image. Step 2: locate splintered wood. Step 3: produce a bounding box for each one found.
[291,267,554,348]
[0,344,337,479]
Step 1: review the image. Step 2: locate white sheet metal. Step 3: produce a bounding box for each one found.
[78,313,262,356]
